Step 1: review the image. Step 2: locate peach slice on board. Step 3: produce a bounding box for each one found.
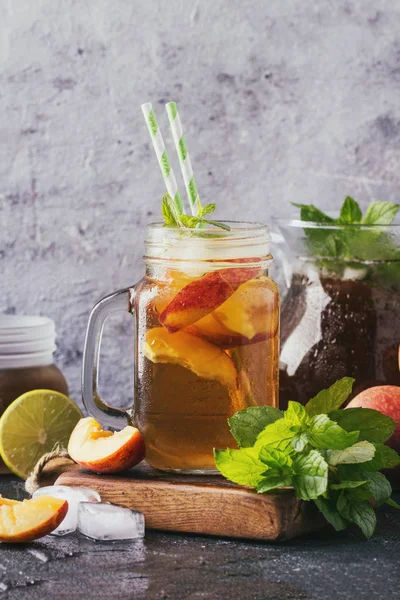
[144,327,238,390]
[68,418,146,474]
[0,495,68,543]
[213,277,279,341]
[159,267,260,332]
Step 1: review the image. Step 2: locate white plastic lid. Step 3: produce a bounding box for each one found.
[0,316,57,369]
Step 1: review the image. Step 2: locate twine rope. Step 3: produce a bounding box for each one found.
[25,447,70,494]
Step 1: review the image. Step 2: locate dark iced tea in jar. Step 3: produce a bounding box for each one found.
[133,223,279,473]
[274,210,400,407]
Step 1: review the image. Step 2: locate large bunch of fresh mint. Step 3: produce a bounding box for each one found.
[161,193,230,231]
[214,378,400,538]
[293,197,400,280]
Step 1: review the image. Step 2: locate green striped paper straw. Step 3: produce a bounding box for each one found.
[165,102,200,216]
[141,102,184,216]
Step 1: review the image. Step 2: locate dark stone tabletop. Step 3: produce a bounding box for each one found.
[0,476,399,600]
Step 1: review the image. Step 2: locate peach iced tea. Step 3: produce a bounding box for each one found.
[134,262,279,472]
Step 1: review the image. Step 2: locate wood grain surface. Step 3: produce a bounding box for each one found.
[56,465,324,541]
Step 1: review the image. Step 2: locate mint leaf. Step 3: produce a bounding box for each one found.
[339,197,362,224]
[331,480,369,490]
[292,203,336,223]
[362,443,400,470]
[305,377,355,417]
[256,401,309,451]
[213,448,266,487]
[340,468,392,506]
[292,450,328,500]
[314,497,348,531]
[329,408,396,443]
[197,203,216,218]
[386,498,400,509]
[257,473,292,493]
[257,448,293,493]
[200,218,231,231]
[305,230,345,260]
[344,483,373,502]
[325,234,346,256]
[336,464,369,482]
[179,214,201,228]
[255,418,296,452]
[308,414,359,450]
[179,214,231,231]
[285,401,310,427]
[348,488,373,503]
[228,406,283,448]
[364,471,392,506]
[337,494,376,538]
[326,441,376,465]
[292,199,346,263]
[362,201,399,225]
[291,431,309,452]
[336,465,391,506]
[259,447,293,470]
[161,194,181,227]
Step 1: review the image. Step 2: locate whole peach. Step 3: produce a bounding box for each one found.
[346,386,400,452]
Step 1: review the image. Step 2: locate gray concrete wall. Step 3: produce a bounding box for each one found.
[1,0,400,408]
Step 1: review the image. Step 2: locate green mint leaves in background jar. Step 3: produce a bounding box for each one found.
[292,197,400,281]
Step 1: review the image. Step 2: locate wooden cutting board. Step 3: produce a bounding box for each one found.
[56,465,324,541]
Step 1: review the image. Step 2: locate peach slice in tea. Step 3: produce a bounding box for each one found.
[186,313,242,348]
[213,277,279,341]
[159,267,260,332]
[144,327,238,390]
[152,270,195,315]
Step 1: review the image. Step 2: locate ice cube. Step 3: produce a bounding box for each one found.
[32,485,101,536]
[77,502,145,541]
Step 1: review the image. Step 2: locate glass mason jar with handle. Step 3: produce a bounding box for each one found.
[273,219,400,409]
[82,222,280,474]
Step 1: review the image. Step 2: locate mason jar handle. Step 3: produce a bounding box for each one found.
[82,287,135,429]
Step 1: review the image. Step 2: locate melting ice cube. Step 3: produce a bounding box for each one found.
[77,502,145,541]
[32,485,101,536]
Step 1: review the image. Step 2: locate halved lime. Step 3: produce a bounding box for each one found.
[0,390,82,479]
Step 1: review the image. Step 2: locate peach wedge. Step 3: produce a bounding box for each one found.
[0,495,68,543]
[153,270,195,315]
[68,418,146,474]
[186,312,245,348]
[159,267,260,332]
[213,277,279,341]
[144,327,238,390]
